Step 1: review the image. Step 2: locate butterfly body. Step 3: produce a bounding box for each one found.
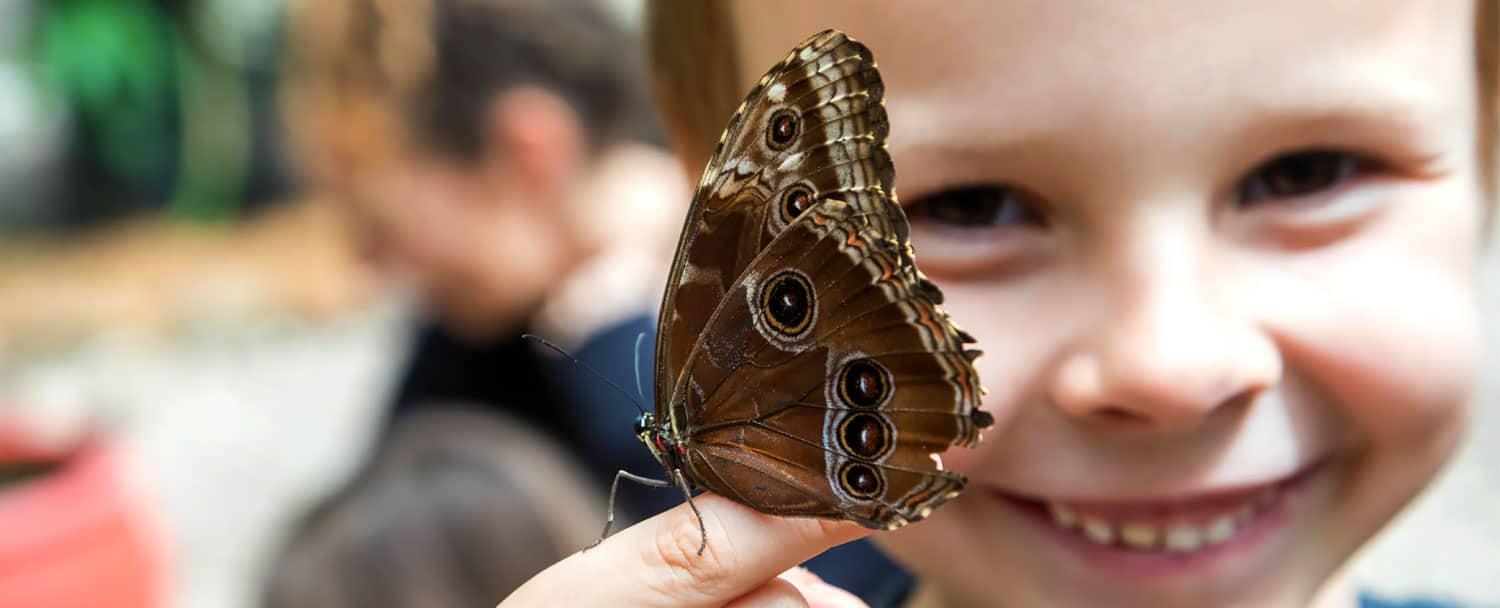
[618,29,991,543]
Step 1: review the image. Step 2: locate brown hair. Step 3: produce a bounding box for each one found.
[1477,0,1497,213]
[260,406,603,608]
[286,0,660,165]
[647,1,1500,218]
[643,1,745,174]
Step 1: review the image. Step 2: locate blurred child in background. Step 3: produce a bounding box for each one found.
[503,1,1495,606]
[273,0,681,597]
[282,0,679,517]
[284,0,669,438]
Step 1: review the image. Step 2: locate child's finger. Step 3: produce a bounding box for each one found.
[500,493,870,607]
[723,577,808,608]
[776,568,868,608]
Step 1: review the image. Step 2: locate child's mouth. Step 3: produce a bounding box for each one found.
[988,458,1328,575]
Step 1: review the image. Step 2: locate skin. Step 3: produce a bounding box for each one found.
[315,86,683,341]
[503,1,1485,606]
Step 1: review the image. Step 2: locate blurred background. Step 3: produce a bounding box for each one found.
[0,0,1495,607]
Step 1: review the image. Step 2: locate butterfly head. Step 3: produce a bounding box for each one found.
[632,412,653,438]
[635,411,688,472]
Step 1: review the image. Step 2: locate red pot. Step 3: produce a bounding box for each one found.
[0,425,169,608]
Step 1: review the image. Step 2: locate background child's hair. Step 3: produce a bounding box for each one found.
[286,0,661,164]
[259,406,604,608]
[646,1,1500,221]
[1478,0,1496,211]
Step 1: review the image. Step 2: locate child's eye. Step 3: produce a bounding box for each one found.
[1237,150,1367,205]
[905,184,1046,228]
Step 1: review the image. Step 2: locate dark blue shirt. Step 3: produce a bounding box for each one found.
[860,569,1472,608]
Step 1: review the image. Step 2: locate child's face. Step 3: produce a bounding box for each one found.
[308,108,590,339]
[729,2,1484,605]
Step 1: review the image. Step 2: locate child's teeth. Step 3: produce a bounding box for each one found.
[1082,517,1115,544]
[1205,514,1237,545]
[1119,523,1158,549]
[1048,503,1078,529]
[1233,504,1255,526]
[1043,486,1278,554]
[1164,525,1204,552]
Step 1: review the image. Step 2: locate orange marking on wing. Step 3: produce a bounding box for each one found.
[915,304,948,344]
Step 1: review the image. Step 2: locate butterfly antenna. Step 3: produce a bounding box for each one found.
[522,333,646,415]
[632,331,648,403]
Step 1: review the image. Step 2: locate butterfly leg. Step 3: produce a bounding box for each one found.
[591,470,673,550]
[671,468,707,556]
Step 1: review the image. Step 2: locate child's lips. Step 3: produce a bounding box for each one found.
[988,457,1328,556]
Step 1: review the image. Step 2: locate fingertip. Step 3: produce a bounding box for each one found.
[693,493,872,552]
[631,494,872,600]
[724,577,809,608]
[802,515,872,546]
[779,567,869,608]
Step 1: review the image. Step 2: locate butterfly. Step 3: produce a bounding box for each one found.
[601,29,992,554]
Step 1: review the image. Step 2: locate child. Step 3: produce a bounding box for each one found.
[282,0,689,524]
[505,1,1494,606]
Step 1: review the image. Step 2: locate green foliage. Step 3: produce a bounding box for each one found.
[31,0,178,183]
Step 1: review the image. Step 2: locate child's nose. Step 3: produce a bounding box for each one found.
[1048,239,1282,433]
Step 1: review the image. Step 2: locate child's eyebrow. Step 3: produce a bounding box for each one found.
[1228,64,1457,141]
[890,64,1458,177]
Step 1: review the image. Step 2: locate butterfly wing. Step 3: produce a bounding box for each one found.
[670,195,991,529]
[653,30,896,403]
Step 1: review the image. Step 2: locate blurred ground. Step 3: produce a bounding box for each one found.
[2,301,408,608]
[0,203,407,608]
[0,219,1496,608]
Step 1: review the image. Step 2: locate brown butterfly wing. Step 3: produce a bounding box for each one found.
[667,197,990,529]
[654,30,895,403]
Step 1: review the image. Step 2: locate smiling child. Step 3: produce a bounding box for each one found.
[503,2,1495,606]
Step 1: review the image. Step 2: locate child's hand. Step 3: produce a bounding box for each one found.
[500,493,872,607]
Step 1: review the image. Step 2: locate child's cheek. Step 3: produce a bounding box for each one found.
[942,441,987,475]
[1254,188,1484,443]
[940,354,1025,476]
[931,283,1053,475]
[1288,278,1482,445]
